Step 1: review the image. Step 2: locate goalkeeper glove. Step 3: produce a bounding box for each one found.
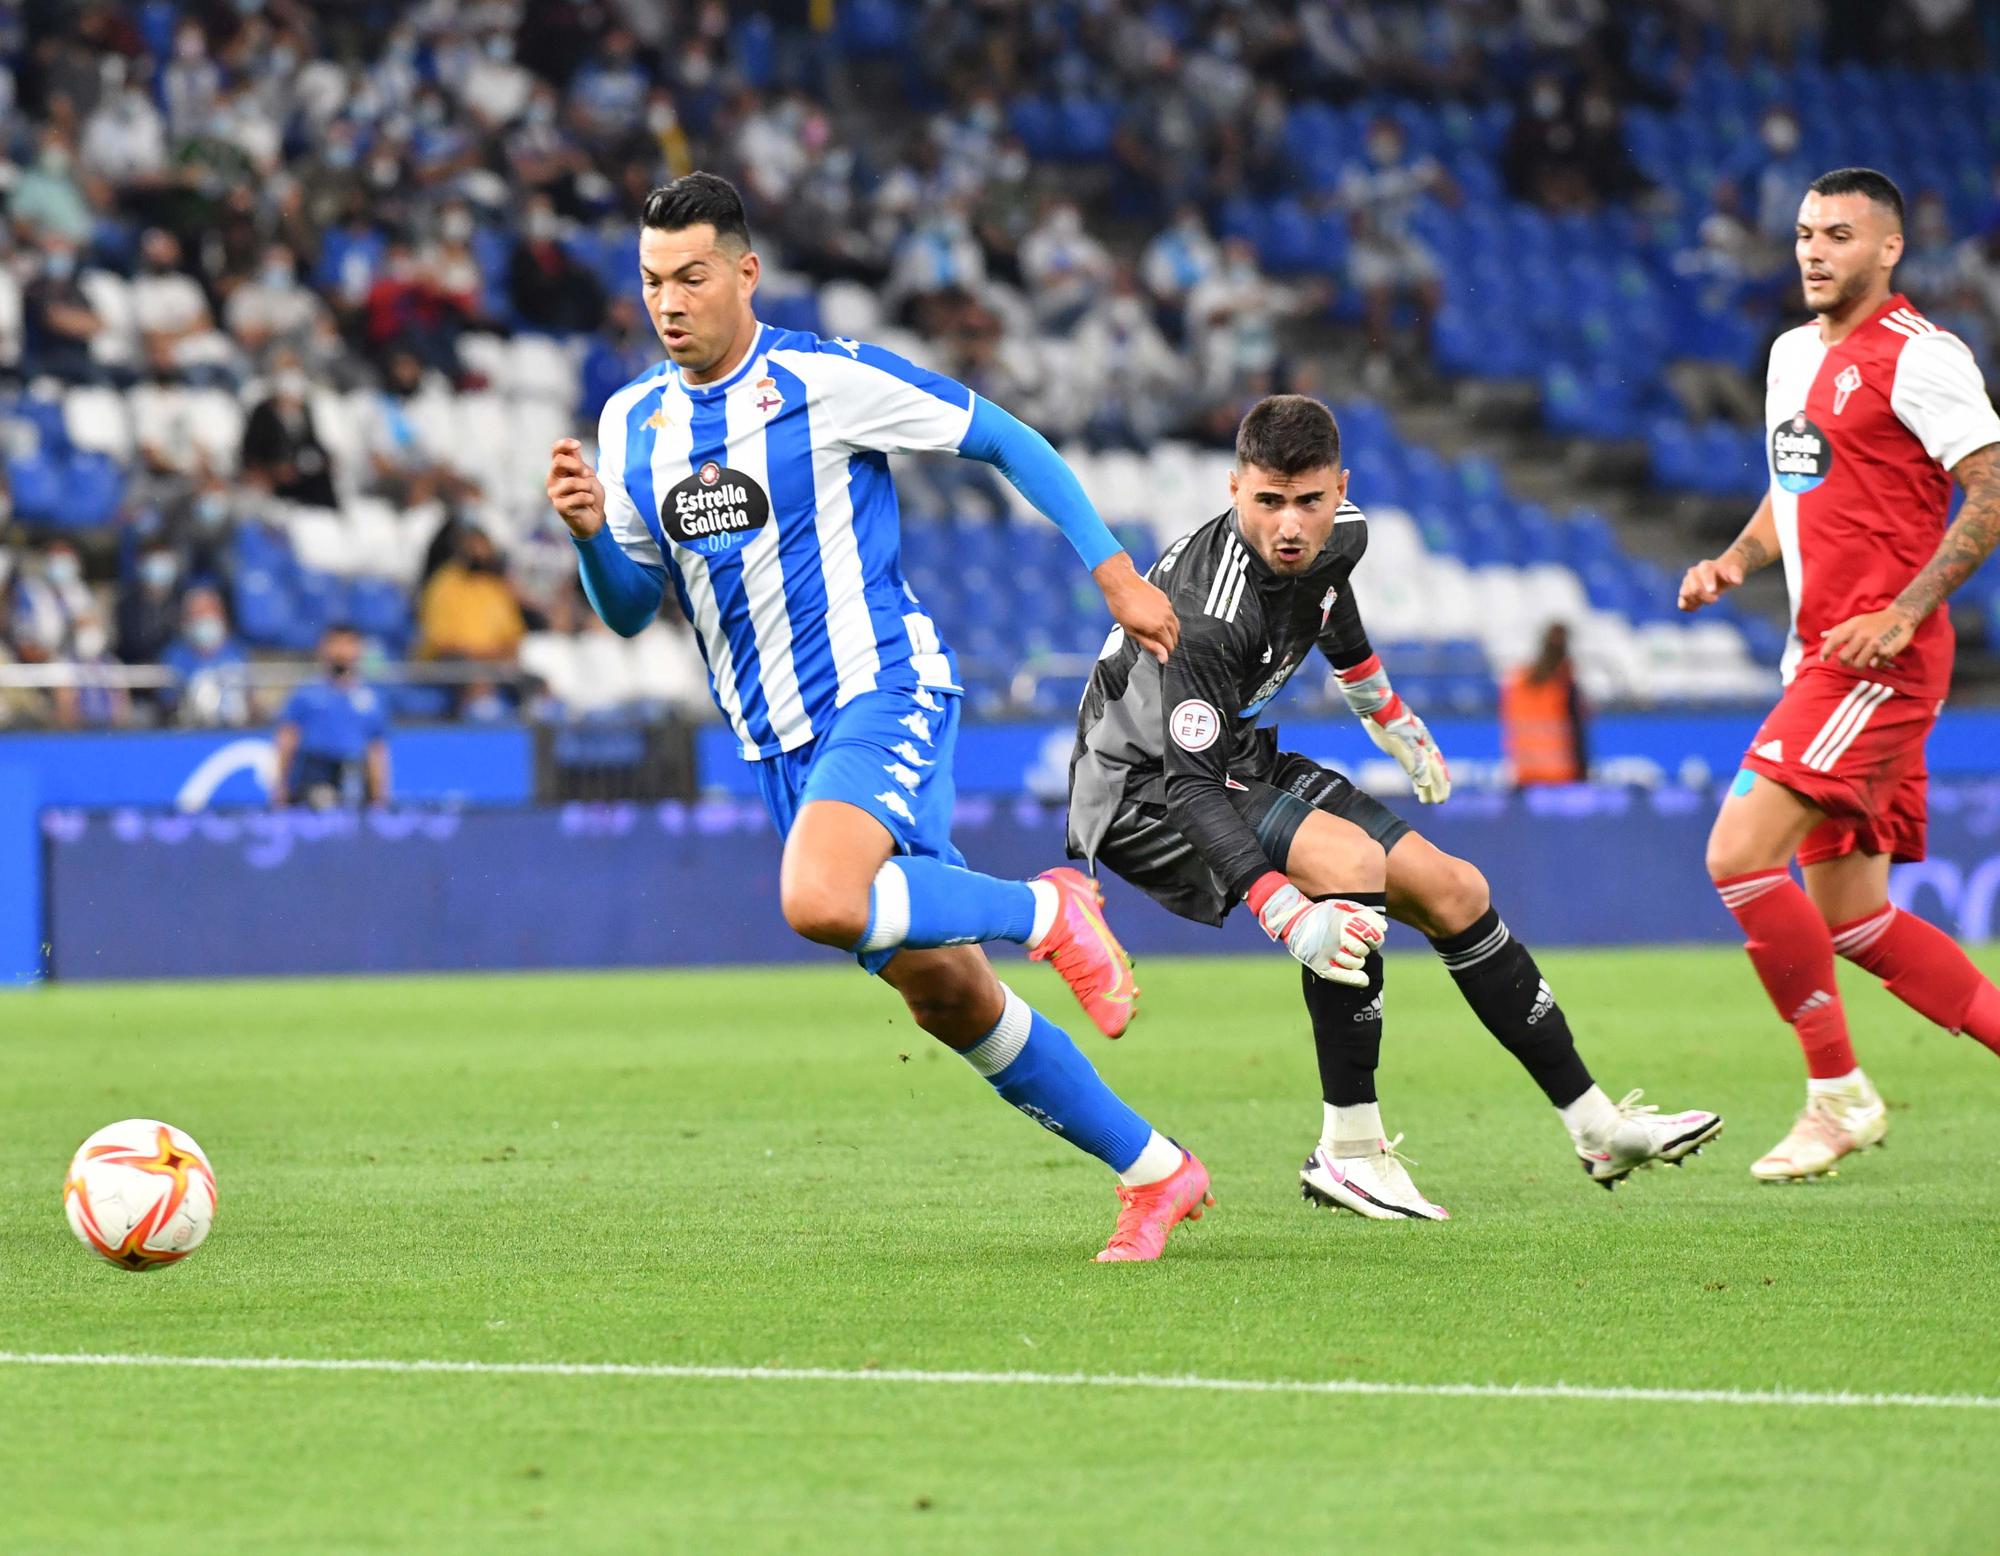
[1336,654,1451,804]
[1247,873,1386,986]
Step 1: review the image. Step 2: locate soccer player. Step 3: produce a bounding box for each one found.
[544,173,1211,1261]
[1679,168,2000,1182]
[1071,394,1722,1218]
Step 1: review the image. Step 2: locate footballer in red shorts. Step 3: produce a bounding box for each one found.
[1679,167,2000,1182]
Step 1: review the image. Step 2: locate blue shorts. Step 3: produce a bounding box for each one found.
[754,686,966,971]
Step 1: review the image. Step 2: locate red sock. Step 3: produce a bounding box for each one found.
[1831,904,2000,1058]
[1716,869,1856,1078]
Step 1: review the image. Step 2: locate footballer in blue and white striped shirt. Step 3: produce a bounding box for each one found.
[546,173,1212,1261]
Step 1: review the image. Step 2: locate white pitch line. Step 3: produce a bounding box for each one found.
[1,1351,1996,1412]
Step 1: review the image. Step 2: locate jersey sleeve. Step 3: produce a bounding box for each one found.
[595,396,667,570]
[1890,331,2000,472]
[808,340,977,456]
[1159,616,1272,903]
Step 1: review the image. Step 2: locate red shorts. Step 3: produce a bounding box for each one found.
[1740,663,1939,866]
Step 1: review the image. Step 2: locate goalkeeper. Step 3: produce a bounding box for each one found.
[1067,395,1722,1218]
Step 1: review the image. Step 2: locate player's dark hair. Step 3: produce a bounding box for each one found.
[322,621,360,639]
[641,172,752,249]
[1808,167,1905,227]
[1235,394,1342,476]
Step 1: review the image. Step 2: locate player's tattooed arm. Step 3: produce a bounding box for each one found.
[1823,442,2000,668]
[1678,493,1775,611]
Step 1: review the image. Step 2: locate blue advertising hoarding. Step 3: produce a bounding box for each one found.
[39,781,2000,982]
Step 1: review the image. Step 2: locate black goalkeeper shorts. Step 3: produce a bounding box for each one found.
[1092,753,1412,927]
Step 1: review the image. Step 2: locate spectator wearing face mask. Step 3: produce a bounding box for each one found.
[14,542,93,656]
[417,527,526,667]
[23,236,108,382]
[505,197,604,334]
[11,129,93,246]
[226,244,324,358]
[242,348,338,509]
[1019,198,1114,334]
[273,623,390,809]
[132,227,236,381]
[117,541,185,665]
[1340,115,1455,366]
[160,585,250,726]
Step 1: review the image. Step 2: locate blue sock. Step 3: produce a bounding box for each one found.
[961,986,1154,1173]
[853,857,1038,955]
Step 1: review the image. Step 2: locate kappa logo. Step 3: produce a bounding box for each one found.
[1755,739,1783,762]
[831,337,862,358]
[874,790,917,825]
[897,711,933,743]
[1526,979,1556,1025]
[912,688,943,712]
[884,761,922,793]
[1832,364,1862,416]
[644,404,677,432]
[890,741,933,768]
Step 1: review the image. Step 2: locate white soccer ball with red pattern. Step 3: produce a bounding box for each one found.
[63,1119,217,1271]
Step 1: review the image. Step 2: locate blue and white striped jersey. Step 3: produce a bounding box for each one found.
[597,322,970,759]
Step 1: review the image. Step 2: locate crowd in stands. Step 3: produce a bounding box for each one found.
[0,0,1993,734]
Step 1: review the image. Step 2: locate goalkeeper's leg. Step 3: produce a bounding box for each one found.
[1386,831,1721,1184]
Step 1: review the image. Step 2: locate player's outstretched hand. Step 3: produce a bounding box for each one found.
[1094,554,1179,663]
[1820,605,1917,670]
[547,438,606,540]
[1249,878,1386,986]
[1363,700,1452,804]
[1677,556,1743,612]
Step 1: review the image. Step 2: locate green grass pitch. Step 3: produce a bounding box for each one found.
[4,947,1998,1554]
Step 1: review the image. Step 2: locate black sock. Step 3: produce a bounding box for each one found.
[1302,891,1386,1106]
[1428,906,1593,1107]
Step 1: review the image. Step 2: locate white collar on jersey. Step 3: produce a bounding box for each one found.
[676,320,771,398]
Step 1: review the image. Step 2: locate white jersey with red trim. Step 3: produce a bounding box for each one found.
[1764,293,2000,697]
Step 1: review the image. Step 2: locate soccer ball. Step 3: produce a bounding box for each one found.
[62,1119,218,1271]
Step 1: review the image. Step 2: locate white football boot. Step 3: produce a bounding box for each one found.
[1750,1074,1887,1183]
[1575,1089,1725,1189]
[1300,1136,1450,1220]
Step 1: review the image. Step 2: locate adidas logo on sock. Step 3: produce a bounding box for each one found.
[1526,978,1555,1025]
[1790,990,1834,1021]
[1352,995,1383,1023]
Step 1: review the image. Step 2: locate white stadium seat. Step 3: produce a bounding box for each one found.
[62,386,134,461]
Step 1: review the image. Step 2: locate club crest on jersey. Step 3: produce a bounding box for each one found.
[1832,364,1862,416]
[1319,586,1339,628]
[662,461,772,555]
[1771,411,1832,494]
[753,375,784,416]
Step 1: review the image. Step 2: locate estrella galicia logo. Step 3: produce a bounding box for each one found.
[1771,412,1832,494]
[663,461,772,555]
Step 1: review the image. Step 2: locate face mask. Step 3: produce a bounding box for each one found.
[327,658,358,680]
[141,554,179,589]
[485,36,513,61]
[41,148,70,177]
[526,211,557,241]
[261,262,293,290]
[1368,133,1400,165]
[46,555,80,587]
[442,210,473,242]
[326,139,359,169]
[189,615,225,651]
[44,252,73,280]
[194,493,229,527]
[272,45,298,73]
[417,98,445,126]
[1765,118,1799,155]
[177,32,204,61]
[646,103,675,133]
[74,622,108,658]
[276,369,309,399]
[1532,86,1562,119]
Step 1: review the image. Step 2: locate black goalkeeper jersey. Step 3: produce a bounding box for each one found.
[1070,503,1375,902]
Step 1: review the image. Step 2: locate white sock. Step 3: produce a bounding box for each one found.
[1025,880,1059,950]
[1808,1067,1865,1097]
[1325,1101,1382,1157]
[1117,1130,1184,1187]
[1560,1085,1621,1147]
